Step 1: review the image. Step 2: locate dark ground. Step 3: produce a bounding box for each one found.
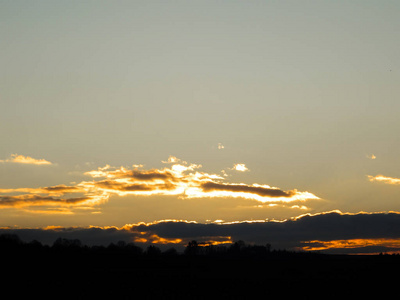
[5,251,399,298]
[1,235,398,298]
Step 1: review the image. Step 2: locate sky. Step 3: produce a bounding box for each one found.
[1,0,400,254]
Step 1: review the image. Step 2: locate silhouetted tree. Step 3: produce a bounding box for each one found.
[125,242,143,255]
[184,240,200,256]
[0,234,23,253]
[146,245,161,256]
[52,237,82,251]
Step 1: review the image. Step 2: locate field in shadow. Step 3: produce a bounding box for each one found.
[2,234,398,298]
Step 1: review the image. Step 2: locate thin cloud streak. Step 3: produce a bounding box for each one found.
[0,154,52,165]
[368,175,400,185]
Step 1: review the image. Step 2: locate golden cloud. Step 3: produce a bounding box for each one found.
[0,156,319,213]
[0,154,52,165]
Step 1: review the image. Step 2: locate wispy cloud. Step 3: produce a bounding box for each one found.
[367,175,400,185]
[0,154,52,165]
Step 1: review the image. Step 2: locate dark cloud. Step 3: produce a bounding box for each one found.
[40,185,83,194]
[94,180,176,192]
[3,211,400,254]
[127,169,176,182]
[201,182,295,198]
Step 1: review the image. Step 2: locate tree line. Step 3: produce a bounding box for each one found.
[0,233,322,258]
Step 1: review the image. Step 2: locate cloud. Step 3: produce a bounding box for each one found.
[0,194,95,209]
[3,211,400,254]
[231,163,249,172]
[0,154,52,165]
[0,182,108,213]
[367,154,376,160]
[81,158,318,203]
[368,175,400,185]
[0,184,86,196]
[201,182,295,198]
[218,143,224,150]
[162,155,187,164]
[0,156,319,213]
[121,211,400,253]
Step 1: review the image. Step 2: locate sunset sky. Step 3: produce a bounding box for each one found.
[1,1,400,254]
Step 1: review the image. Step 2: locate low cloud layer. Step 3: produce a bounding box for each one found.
[0,156,319,213]
[3,211,400,254]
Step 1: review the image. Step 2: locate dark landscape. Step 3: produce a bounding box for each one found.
[2,234,398,298]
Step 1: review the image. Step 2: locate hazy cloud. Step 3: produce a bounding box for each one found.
[367,154,377,160]
[0,154,52,165]
[217,143,224,150]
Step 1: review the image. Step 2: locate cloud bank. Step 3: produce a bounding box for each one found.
[3,211,400,254]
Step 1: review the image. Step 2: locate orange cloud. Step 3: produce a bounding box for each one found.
[81,158,318,203]
[0,154,52,165]
[298,238,400,253]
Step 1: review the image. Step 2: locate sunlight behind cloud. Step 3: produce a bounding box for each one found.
[232,164,249,172]
[0,156,319,214]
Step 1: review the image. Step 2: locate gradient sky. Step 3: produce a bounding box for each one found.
[1,1,400,253]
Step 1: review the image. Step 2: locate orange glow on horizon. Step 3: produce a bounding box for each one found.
[299,238,400,252]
